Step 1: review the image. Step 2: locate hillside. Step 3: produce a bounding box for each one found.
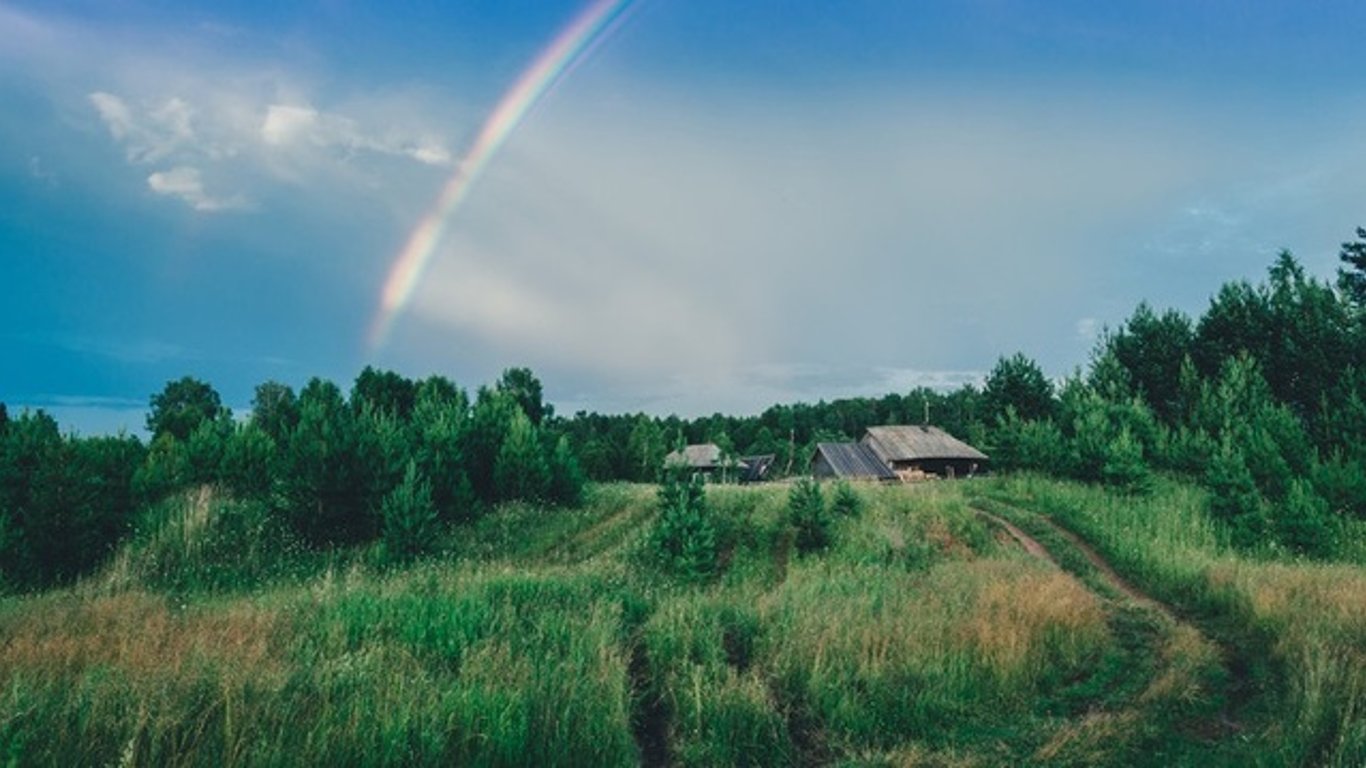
[1,477,1361,766]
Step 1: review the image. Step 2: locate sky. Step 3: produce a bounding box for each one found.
[3,0,1366,436]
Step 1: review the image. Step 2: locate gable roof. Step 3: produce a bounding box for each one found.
[664,443,737,469]
[811,442,898,480]
[862,425,989,463]
[739,454,776,483]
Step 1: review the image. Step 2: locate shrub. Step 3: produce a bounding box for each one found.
[1158,425,1217,475]
[121,488,300,592]
[548,435,586,507]
[989,410,1067,472]
[1310,454,1366,520]
[1100,427,1151,494]
[1205,443,1268,548]
[1274,479,1337,558]
[493,409,549,503]
[132,434,189,506]
[219,424,277,500]
[381,460,439,563]
[649,472,717,582]
[787,477,831,553]
[830,479,863,518]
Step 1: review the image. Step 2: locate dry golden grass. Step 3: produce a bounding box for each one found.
[763,557,1110,735]
[1213,561,1366,631]
[959,564,1107,685]
[0,591,284,684]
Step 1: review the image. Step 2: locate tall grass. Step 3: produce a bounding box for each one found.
[0,568,639,766]
[766,558,1108,750]
[104,485,308,594]
[635,481,1131,763]
[979,473,1366,766]
[7,478,1354,764]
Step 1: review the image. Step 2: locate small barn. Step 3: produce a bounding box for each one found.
[860,425,988,479]
[738,454,776,484]
[810,442,898,481]
[663,443,746,481]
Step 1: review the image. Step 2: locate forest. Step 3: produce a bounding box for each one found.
[4,230,1366,590]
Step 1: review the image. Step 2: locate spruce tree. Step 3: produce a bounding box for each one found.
[493,409,549,503]
[382,460,438,562]
[788,477,832,553]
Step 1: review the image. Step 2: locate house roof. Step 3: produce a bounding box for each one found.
[738,454,776,483]
[811,442,898,480]
[862,425,989,463]
[664,443,739,469]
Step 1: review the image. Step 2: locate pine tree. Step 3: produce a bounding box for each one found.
[649,471,717,581]
[788,477,832,553]
[1206,442,1267,548]
[493,409,550,503]
[382,460,438,562]
[548,435,586,507]
[220,423,277,500]
[830,480,863,518]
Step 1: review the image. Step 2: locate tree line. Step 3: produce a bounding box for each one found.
[0,367,584,590]
[3,228,1364,588]
[562,229,1366,556]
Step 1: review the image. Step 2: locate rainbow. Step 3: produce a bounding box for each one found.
[368,0,637,349]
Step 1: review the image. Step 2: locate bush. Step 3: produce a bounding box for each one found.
[1158,425,1217,475]
[121,488,300,592]
[381,461,439,563]
[649,472,718,582]
[788,477,832,553]
[1100,427,1151,494]
[220,424,277,500]
[1311,454,1366,520]
[1205,443,1268,548]
[1275,480,1337,558]
[989,410,1067,472]
[548,435,586,507]
[830,480,863,518]
[493,409,549,503]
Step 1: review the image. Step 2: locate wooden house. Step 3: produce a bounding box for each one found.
[663,443,746,481]
[860,425,988,479]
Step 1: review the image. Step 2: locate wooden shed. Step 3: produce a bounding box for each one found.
[663,443,746,481]
[810,442,898,481]
[860,425,988,479]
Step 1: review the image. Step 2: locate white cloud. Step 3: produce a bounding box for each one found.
[1,2,456,216]
[89,91,134,139]
[409,144,452,166]
[260,101,453,167]
[260,104,318,145]
[81,86,458,213]
[147,166,245,211]
[89,91,201,163]
[1076,317,1099,340]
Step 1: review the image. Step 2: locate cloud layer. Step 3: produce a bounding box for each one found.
[6,1,1366,425]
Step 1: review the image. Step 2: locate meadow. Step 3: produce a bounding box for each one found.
[1,477,1362,766]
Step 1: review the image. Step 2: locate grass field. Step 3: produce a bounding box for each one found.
[1,478,1362,766]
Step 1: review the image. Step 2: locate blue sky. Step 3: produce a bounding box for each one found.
[3,0,1365,435]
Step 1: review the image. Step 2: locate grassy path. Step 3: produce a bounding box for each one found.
[974,499,1249,763]
[975,507,1057,566]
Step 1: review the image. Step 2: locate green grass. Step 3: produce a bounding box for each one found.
[973,473,1366,767]
[1,477,1362,765]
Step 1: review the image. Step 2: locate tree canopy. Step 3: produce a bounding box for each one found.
[147,376,229,441]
